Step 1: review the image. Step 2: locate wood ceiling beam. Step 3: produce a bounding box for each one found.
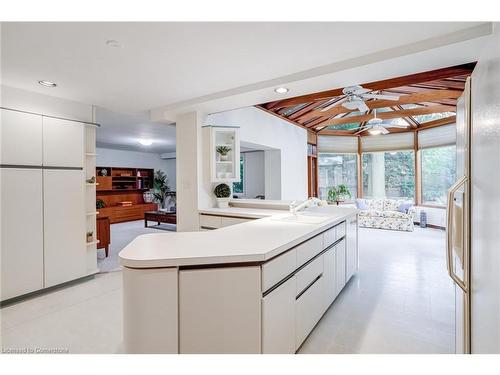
[394,105,419,129]
[255,105,311,133]
[287,100,326,120]
[261,63,475,110]
[301,89,461,120]
[415,116,456,131]
[317,129,360,136]
[315,104,454,128]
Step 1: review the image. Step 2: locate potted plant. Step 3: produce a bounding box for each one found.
[153,170,170,209]
[86,231,94,243]
[216,145,232,161]
[214,183,231,208]
[327,184,352,205]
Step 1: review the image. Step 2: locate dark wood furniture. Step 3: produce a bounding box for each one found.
[144,211,177,228]
[96,166,158,223]
[96,216,111,257]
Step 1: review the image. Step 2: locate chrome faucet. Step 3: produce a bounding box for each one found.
[289,197,324,215]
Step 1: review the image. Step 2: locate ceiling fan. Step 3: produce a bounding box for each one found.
[320,85,400,113]
[353,109,409,135]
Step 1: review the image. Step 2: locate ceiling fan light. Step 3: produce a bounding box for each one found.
[368,126,383,135]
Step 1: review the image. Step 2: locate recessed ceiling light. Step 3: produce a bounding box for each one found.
[138,139,153,146]
[38,80,57,87]
[274,87,289,94]
[106,40,121,48]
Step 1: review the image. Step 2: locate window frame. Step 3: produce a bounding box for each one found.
[317,152,359,201]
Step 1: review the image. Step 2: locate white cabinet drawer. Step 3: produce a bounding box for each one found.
[295,274,324,349]
[335,239,346,297]
[199,214,222,229]
[262,248,297,292]
[221,216,249,227]
[323,227,336,249]
[296,255,323,296]
[262,275,296,354]
[336,222,346,239]
[296,235,323,267]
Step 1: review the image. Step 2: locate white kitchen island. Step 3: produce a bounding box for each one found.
[119,205,358,354]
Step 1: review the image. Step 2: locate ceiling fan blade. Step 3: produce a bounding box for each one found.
[357,101,369,112]
[320,96,348,112]
[362,93,400,101]
[380,127,390,135]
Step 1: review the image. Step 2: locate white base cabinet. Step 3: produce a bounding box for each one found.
[0,168,44,300]
[262,276,297,353]
[346,216,358,281]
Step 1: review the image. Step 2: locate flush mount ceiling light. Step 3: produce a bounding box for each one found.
[106,39,122,48]
[38,80,57,87]
[274,87,289,94]
[138,139,153,146]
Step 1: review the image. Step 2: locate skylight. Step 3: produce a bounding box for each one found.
[412,111,455,123]
[327,123,361,131]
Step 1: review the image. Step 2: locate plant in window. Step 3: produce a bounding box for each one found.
[327,184,351,205]
[86,231,94,243]
[214,183,231,208]
[216,145,232,161]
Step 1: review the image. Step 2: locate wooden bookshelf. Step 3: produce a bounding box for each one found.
[95,166,157,223]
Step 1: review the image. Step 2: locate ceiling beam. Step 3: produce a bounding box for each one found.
[255,105,311,132]
[301,89,462,120]
[317,129,360,136]
[316,104,455,128]
[287,100,326,120]
[261,63,475,110]
[415,116,456,131]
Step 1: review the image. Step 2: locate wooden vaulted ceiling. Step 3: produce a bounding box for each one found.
[257,63,476,137]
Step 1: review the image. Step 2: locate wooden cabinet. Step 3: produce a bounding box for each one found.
[43,169,86,287]
[1,168,44,301]
[1,109,43,166]
[96,176,112,191]
[262,276,296,353]
[97,203,158,224]
[346,216,358,282]
[97,217,110,256]
[42,117,84,167]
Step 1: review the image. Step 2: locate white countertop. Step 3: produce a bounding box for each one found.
[119,206,357,269]
[199,206,287,219]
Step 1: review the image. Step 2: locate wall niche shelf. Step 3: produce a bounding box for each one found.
[86,240,100,247]
[204,125,240,183]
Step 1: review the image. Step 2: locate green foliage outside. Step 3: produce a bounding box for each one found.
[421,146,456,204]
[233,155,244,194]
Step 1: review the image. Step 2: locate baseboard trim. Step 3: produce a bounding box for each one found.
[0,273,97,308]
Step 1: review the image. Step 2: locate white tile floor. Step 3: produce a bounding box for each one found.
[0,224,454,354]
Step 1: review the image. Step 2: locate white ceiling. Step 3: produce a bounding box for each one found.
[1,22,487,113]
[95,107,176,153]
[1,22,491,152]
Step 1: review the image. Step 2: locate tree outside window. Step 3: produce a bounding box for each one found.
[421,145,456,206]
[318,153,357,200]
[233,155,244,194]
[363,151,415,200]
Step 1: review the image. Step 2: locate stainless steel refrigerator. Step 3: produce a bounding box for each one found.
[448,23,500,354]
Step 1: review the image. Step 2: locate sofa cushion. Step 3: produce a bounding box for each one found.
[383,199,402,211]
[358,209,384,217]
[397,201,414,214]
[355,198,368,210]
[381,210,410,219]
[366,199,384,211]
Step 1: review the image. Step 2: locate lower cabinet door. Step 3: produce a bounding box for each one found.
[322,247,336,313]
[1,168,44,300]
[335,240,346,297]
[43,169,86,287]
[262,276,296,353]
[346,217,358,281]
[295,274,325,350]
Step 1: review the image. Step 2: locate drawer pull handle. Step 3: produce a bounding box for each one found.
[296,273,323,300]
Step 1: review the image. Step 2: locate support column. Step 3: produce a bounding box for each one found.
[176,111,204,232]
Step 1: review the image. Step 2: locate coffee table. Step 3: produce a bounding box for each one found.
[144,211,177,229]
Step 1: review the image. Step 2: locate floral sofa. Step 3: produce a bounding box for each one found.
[356,198,416,232]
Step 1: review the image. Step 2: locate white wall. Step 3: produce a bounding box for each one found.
[96,147,176,190]
[207,106,308,201]
[1,85,93,122]
[242,151,265,199]
[414,206,446,228]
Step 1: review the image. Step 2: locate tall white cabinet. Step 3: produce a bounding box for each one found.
[0,108,97,302]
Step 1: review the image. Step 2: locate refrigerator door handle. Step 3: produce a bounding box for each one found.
[446,175,468,293]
